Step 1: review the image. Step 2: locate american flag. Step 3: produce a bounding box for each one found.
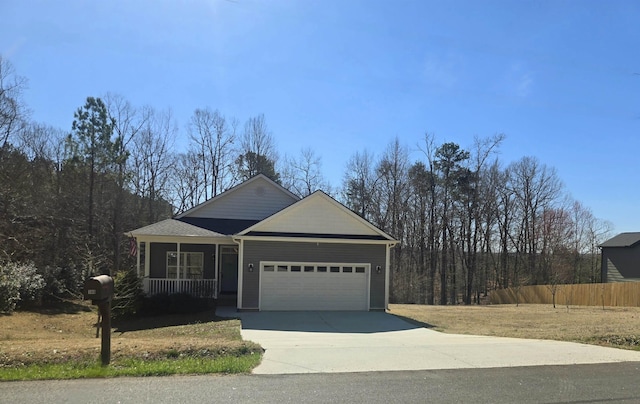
[129,237,137,257]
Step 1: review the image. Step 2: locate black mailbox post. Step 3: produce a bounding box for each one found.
[83,275,114,366]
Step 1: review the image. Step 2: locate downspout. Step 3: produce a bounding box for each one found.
[600,246,606,283]
[385,243,392,311]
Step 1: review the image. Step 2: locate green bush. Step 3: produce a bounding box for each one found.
[0,262,45,312]
[0,265,20,312]
[37,264,85,300]
[111,268,144,319]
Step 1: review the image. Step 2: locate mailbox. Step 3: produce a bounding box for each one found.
[83,275,114,366]
[83,275,114,302]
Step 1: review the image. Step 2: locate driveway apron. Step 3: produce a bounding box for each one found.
[223,310,640,375]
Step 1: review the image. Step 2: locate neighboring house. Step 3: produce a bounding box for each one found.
[127,174,398,311]
[599,232,640,282]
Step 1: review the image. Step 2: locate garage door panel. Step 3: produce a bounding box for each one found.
[260,263,369,311]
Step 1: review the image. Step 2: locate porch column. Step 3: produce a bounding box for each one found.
[136,240,141,277]
[176,242,181,279]
[214,244,219,294]
[144,242,150,277]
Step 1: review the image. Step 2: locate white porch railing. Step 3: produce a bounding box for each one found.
[143,278,218,299]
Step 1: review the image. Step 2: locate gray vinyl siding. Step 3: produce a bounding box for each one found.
[242,240,387,309]
[185,179,297,220]
[601,246,640,282]
[149,243,216,279]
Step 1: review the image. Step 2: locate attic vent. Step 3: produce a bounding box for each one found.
[255,186,266,196]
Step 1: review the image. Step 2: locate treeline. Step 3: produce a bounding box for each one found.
[0,55,612,305]
[0,98,172,298]
[0,56,330,301]
[342,137,611,304]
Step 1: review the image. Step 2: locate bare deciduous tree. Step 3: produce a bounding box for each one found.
[130,107,175,222]
[417,133,440,305]
[171,150,204,214]
[507,156,563,284]
[342,149,378,220]
[281,147,330,197]
[188,108,236,198]
[235,114,279,182]
[459,134,505,304]
[0,56,29,148]
[375,138,409,302]
[18,122,65,162]
[105,93,151,270]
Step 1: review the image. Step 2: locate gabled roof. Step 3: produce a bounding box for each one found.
[127,175,298,238]
[129,219,226,238]
[599,232,640,248]
[175,174,298,220]
[127,178,398,244]
[237,190,397,242]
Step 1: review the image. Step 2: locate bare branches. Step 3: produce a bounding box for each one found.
[235,114,279,182]
[0,56,29,148]
[281,147,329,198]
[130,107,176,222]
[342,149,378,219]
[187,108,236,199]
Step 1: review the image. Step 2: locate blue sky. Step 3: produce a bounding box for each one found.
[1,0,639,233]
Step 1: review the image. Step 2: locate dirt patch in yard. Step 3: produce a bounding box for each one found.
[0,301,259,367]
[389,304,640,350]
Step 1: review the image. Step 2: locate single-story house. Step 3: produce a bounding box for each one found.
[599,232,640,282]
[127,174,398,311]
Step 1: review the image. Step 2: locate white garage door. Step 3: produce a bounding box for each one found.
[260,262,370,311]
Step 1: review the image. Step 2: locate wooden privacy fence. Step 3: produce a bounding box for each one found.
[489,283,640,307]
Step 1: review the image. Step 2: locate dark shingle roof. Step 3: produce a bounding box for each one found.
[177,217,260,235]
[129,219,226,237]
[599,232,640,248]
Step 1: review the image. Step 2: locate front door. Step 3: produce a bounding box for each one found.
[220,246,238,293]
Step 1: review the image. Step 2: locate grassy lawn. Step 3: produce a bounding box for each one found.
[390,303,640,350]
[0,301,261,381]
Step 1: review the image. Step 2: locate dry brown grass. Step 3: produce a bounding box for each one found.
[390,304,640,350]
[0,301,258,367]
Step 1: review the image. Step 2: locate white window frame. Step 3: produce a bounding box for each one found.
[167,251,204,279]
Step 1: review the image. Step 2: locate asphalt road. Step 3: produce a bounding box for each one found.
[2,362,640,404]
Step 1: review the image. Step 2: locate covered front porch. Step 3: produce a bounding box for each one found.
[129,220,240,300]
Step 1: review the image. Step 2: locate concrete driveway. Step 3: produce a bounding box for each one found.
[217,309,640,374]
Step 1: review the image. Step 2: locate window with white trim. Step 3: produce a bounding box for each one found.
[167,251,204,279]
